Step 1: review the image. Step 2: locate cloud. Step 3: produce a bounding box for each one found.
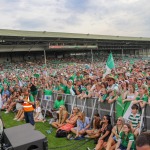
[0,0,150,37]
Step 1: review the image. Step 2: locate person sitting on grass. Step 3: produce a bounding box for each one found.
[50,95,65,123]
[69,112,90,140]
[106,117,125,150]
[115,123,135,150]
[94,115,112,150]
[51,105,68,128]
[34,100,45,123]
[13,95,24,121]
[128,104,140,137]
[85,113,101,138]
[55,106,80,137]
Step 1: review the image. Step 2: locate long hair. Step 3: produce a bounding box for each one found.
[59,105,67,116]
[104,115,111,124]
[77,112,85,122]
[122,123,132,141]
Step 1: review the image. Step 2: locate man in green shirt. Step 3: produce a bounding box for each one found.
[53,96,64,110]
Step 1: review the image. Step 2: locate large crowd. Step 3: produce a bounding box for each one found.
[0,56,150,150]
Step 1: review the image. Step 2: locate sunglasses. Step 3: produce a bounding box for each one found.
[117,119,122,121]
[107,80,112,81]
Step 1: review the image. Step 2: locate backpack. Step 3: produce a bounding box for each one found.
[56,129,68,138]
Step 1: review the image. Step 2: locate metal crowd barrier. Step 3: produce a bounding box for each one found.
[37,90,150,132]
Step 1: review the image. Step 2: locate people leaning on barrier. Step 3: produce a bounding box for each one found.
[136,132,150,150]
[115,123,136,150]
[98,88,108,103]
[106,117,125,150]
[133,85,149,109]
[107,89,118,104]
[51,105,68,129]
[106,75,119,94]
[122,84,138,121]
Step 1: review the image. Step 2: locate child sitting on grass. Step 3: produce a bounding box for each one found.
[128,104,140,137]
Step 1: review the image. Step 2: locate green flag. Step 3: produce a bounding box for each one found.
[103,53,115,77]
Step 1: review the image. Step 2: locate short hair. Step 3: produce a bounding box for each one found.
[131,104,139,110]
[57,96,62,100]
[136,132,150,147]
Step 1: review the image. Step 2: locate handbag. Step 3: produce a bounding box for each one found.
[56,129,68,138]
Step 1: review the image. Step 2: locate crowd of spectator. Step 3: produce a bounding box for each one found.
[0,56,150,150]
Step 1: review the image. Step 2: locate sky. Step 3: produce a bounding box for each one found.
[0,0,150,37]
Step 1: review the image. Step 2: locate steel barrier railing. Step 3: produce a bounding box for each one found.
[38,90,150,132]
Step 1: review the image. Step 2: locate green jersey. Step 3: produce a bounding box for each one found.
[119,132,135,149]
[53,99,64,110]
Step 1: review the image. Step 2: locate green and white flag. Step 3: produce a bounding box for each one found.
[103,53,115,78]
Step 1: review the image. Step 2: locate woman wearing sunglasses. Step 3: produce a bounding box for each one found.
[94,115,112,150]
[106,117,125,150]
[70,112,90,140]
[51,105,68,128]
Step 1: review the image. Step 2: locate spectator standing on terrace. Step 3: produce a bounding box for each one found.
[73,80,83,95]
[122,84,138,121]
[28,79,38,99]
[106,76,119,94]
[1,85,10,110]
[135,79,143,91]
[133,85,148,109]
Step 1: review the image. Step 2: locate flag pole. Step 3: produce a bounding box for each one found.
[44,49,47,67]
[91,49,93,64]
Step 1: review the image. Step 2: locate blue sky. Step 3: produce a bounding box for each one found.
[0,0,150,37]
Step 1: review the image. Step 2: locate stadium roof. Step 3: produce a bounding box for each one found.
[0,29,150,52]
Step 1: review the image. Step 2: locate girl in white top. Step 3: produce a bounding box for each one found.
[34,100,44,122]
[123,84,138,121]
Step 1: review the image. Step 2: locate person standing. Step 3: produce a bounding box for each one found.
[22,88,35,126]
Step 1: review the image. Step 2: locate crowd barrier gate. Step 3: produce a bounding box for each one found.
[37,90,150,132]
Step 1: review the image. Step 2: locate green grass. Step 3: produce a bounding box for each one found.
[1,112,95,150]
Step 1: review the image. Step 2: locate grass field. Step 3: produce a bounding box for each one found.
[1,112,95,150]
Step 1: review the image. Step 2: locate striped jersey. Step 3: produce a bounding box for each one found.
[128,113,140,128]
